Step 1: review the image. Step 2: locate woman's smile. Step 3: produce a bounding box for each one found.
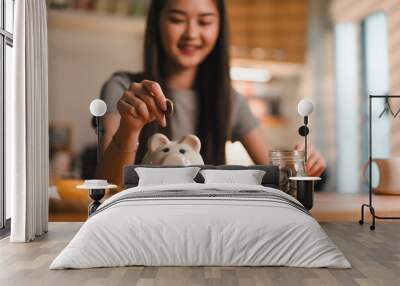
[178,43,203,56]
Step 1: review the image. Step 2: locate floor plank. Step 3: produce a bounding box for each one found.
[0,222,399,286]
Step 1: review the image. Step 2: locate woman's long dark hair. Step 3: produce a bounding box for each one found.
[135,0,231,165]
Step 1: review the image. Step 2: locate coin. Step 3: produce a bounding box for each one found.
[165,99,174,116]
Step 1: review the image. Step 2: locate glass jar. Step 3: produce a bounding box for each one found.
[269,150,306,197]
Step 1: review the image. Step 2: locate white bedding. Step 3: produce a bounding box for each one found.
[50,183,351,269]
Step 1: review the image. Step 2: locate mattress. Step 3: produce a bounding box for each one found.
[50,183,350,269]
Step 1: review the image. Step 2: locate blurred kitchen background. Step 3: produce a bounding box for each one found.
[46,0,400,221]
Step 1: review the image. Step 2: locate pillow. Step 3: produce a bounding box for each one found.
[200,169,266,185]
[135,167,201,186]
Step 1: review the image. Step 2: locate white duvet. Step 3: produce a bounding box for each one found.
[50,183,351,269]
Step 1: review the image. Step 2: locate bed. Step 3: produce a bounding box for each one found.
[50,165,350,269]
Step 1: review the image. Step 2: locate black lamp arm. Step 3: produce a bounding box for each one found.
[95,116,105,164]
[298,116,309,164]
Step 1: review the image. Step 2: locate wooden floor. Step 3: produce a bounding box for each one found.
[1,222,400,286]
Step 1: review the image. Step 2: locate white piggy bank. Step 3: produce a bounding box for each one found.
[141,133,204,165]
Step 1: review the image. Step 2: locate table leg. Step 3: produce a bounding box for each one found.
[88,189,105,216]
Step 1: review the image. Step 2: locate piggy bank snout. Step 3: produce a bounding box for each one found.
[162,153,188,165]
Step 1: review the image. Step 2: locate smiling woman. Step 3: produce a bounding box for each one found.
[96,0,326,188]
[97,0,267,187]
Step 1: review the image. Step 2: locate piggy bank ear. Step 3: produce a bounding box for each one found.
[179,134,201,153]
[148,133,170,152]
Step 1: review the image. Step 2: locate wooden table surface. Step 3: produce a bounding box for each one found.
[49,191,400,223]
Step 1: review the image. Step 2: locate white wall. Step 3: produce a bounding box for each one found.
[48,10,145,153]
[329,0,400,192]
[331,0,400,152]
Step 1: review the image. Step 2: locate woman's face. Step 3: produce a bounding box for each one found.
[160,0,220,70]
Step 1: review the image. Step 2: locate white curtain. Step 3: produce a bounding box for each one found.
[8,0,49,242]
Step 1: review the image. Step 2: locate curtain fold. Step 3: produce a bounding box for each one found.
[9,0,49,242]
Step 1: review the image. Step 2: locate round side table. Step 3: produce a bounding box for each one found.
[289,177,321,210]
[77,180,118,216]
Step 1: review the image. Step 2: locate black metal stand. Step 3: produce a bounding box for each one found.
[88,189,105,216]
[298,116,309,164]
[296,180,314,210]
[87,116,106,216]
[359,95,400,230]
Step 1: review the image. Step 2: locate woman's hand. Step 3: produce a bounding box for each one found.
[294,143,326,177]
[117,80,168,132]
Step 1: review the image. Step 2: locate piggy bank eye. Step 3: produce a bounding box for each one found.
[162,148,170,153]
[179,149,186,154]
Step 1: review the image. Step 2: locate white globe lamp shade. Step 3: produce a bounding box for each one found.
[297,99,314,116]
[90,99,107,117]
